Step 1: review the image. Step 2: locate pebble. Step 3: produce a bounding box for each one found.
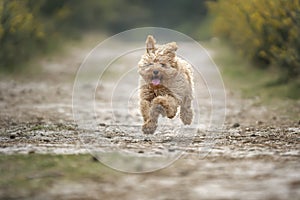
[99,123,106,127]
[10,134,16,139]
[91,156,99,162]
[28,150,35,154]
[43,139,50,142]
[232,123,240,128]
[256,121,263,125]
[11,122,17,126]
[163,136,172,142]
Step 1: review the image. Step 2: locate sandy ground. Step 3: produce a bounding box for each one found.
[0,35,299,200]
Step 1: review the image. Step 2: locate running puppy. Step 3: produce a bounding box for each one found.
[138,35,194,134]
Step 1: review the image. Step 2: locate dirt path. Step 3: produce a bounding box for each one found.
[0,34,299,199]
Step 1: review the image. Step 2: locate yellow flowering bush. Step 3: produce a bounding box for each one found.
[208,0,300,81]
[0,0,45,68]
[0,0,146,69]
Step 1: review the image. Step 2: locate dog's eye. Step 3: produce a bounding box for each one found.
[144,63,153,67]
[161,63,167,68]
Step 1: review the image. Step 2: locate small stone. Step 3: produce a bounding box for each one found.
[10,134,16,139]
[256,121,263,125]
[43,139,50,143]
[197,129,204,134]
[138,150,144,154]
[36,117,44,122]
[28,150,35,154]
[91,156,99,162]
[250,127,255,131]
[163,136,172,142]
[11,122,17,126]
[245,127,250,131]
[99,123,106,127]
[232,123,240,128]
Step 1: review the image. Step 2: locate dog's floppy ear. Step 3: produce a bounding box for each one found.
[165,42,178,58]
[166,42,178,52]
[146,35,156,53]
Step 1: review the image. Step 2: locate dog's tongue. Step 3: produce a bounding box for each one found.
[151,79,160,86]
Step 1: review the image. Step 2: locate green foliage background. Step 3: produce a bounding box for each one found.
[0,0,299,84]
[0,0,207,70]
[208,0,300,82]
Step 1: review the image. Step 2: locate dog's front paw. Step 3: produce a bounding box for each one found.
[180,108,193,125]
[151,104,166,117]
[166,106,177,119]
[142,120,157,134]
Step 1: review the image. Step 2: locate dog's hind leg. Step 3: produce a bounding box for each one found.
[180,97,193,125]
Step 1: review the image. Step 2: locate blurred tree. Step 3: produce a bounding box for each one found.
[0,0,46,69]
[140,0,207,37]
[0,0,208,70]
[208,0,300,82]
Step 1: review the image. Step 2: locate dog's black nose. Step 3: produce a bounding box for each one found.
[153,70,159,75]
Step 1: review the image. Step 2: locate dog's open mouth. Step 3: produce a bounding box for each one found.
[151,78,160,86]
[151,76,161,86]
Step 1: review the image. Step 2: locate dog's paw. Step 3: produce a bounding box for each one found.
[180,108,193,125]
[142,121,157,134]
[152,104,166,117]
[166,106,177,119]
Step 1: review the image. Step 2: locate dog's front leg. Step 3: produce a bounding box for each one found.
[140,99,151,123]
[142,95,178,134]
[152,96,178,119]
[142,104,161,134]
[141,99,159,134]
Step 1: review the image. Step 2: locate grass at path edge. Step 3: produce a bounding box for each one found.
[0,154,120,198]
